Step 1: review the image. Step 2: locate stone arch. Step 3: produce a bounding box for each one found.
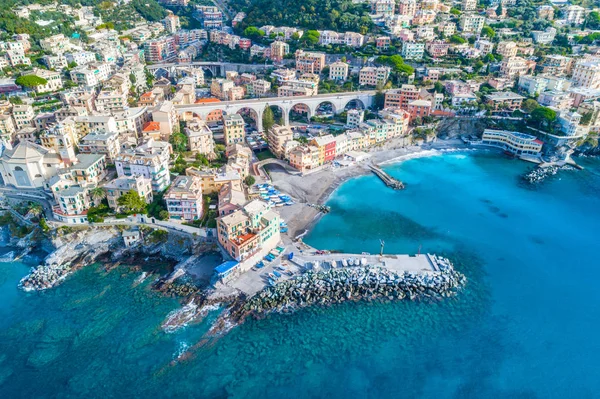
[201,67,214,79]
[236,107,259,131]
[315,100,336,118]
[289,103,312,124]
[152,67,170,79]
[343,98,366,111]
[263,104,288,128]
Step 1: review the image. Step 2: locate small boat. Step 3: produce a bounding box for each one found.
[268,278,276,286]
[276,266,286,271]
[268,273,276,279]
[348,258,354,266]
[273,270,282,278]
[341,259,348,267]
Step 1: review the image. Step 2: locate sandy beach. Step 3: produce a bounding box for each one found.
[267,138,469,239]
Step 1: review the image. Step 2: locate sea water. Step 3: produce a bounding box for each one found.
[1,151,600,398]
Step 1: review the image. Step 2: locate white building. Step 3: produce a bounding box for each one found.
[115,139,172,192]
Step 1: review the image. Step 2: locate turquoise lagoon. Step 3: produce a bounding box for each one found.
[1,150,600,398]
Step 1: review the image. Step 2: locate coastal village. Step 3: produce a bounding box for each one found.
[0,0,599,329]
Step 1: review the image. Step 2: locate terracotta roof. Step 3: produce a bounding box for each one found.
[195,98,221,104]
[143,121,161,132]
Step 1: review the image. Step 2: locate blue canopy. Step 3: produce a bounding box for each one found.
[215,261,239,276]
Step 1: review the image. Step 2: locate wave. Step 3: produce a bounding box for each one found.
[0,251,16,263]
[379,149,441,165]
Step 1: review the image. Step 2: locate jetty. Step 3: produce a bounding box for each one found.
[368,163,405,190]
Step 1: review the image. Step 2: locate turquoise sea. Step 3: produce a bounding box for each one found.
[1,150,600,398]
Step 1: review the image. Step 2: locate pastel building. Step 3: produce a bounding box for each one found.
[164,175,203,222]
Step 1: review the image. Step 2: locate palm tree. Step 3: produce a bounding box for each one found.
[89,187,106,205]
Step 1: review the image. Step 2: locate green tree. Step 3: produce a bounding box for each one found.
[89,187,106,203]
[522,99,539,113]
[169,132,188,153]
[530,106,557,129]
[244,175,256,186]
[374,90,385,110]
[586,11,600,30]
[263,105,275,132]
[434,81,444,93]
[15,75,48,89]
[481,26,495,39]
[117,190,147,214]
[243,26,265,40]
[449,35,466,44]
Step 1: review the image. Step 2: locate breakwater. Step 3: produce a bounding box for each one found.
[523,164,575,184]
[244,258,465,314]
[368,164,405,189]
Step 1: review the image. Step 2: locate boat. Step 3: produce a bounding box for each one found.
[348,258,354,266]
[273,270,282,278]
[268,273,276,279]
[341,259,348,267]
[268,278,276,286]
[276,266,286,271]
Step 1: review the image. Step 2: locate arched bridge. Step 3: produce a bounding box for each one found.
[147,62,274,79]
[253,158,301,176]
[175,91,376,132]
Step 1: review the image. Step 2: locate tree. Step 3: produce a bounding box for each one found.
[586,11,600,30]
[15,75,48,89]
[263,105,275,132]
[496,3,503,17]
[449,35,466,44]
[481,26,495,39]
[89,187,106,203]
[434,81,444,93]
[243,26,265,40]
[117,190,147,214]
[169,132,188,153]
[9,96,23,105]
[244,175,256,186]
[522,99,539,113]
[450,7,461,15]
[530,106,557,129]
[374,90,385,110]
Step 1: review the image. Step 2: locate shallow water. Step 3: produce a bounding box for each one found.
[1,151,599,398]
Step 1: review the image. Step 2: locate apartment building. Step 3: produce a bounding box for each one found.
[216,199,280,262]
[105,175,153,212]
[165,175,203,222]
[223,114,245,146]
[270,41,290,62]
[571,59,600,89]
[186,165,241,195]
[384,85,420,109]
[329,61,349,81]
[401,41,425,60]
[484,92,525,111]
[267,125,294,158]
[79,131,120,163]
[11,104,34,130]
[186,119,215,155]
[295,50,326,74]
[497,41,518,58]
[359,66,390,87]
[145,37,177,63]
[23,68,62,93]
[460,14,485,33]
[115,139,172,192]
[70,62,111,88]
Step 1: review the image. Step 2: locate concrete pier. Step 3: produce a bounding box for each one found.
[368,164,405,189]
[292,253,437,274]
